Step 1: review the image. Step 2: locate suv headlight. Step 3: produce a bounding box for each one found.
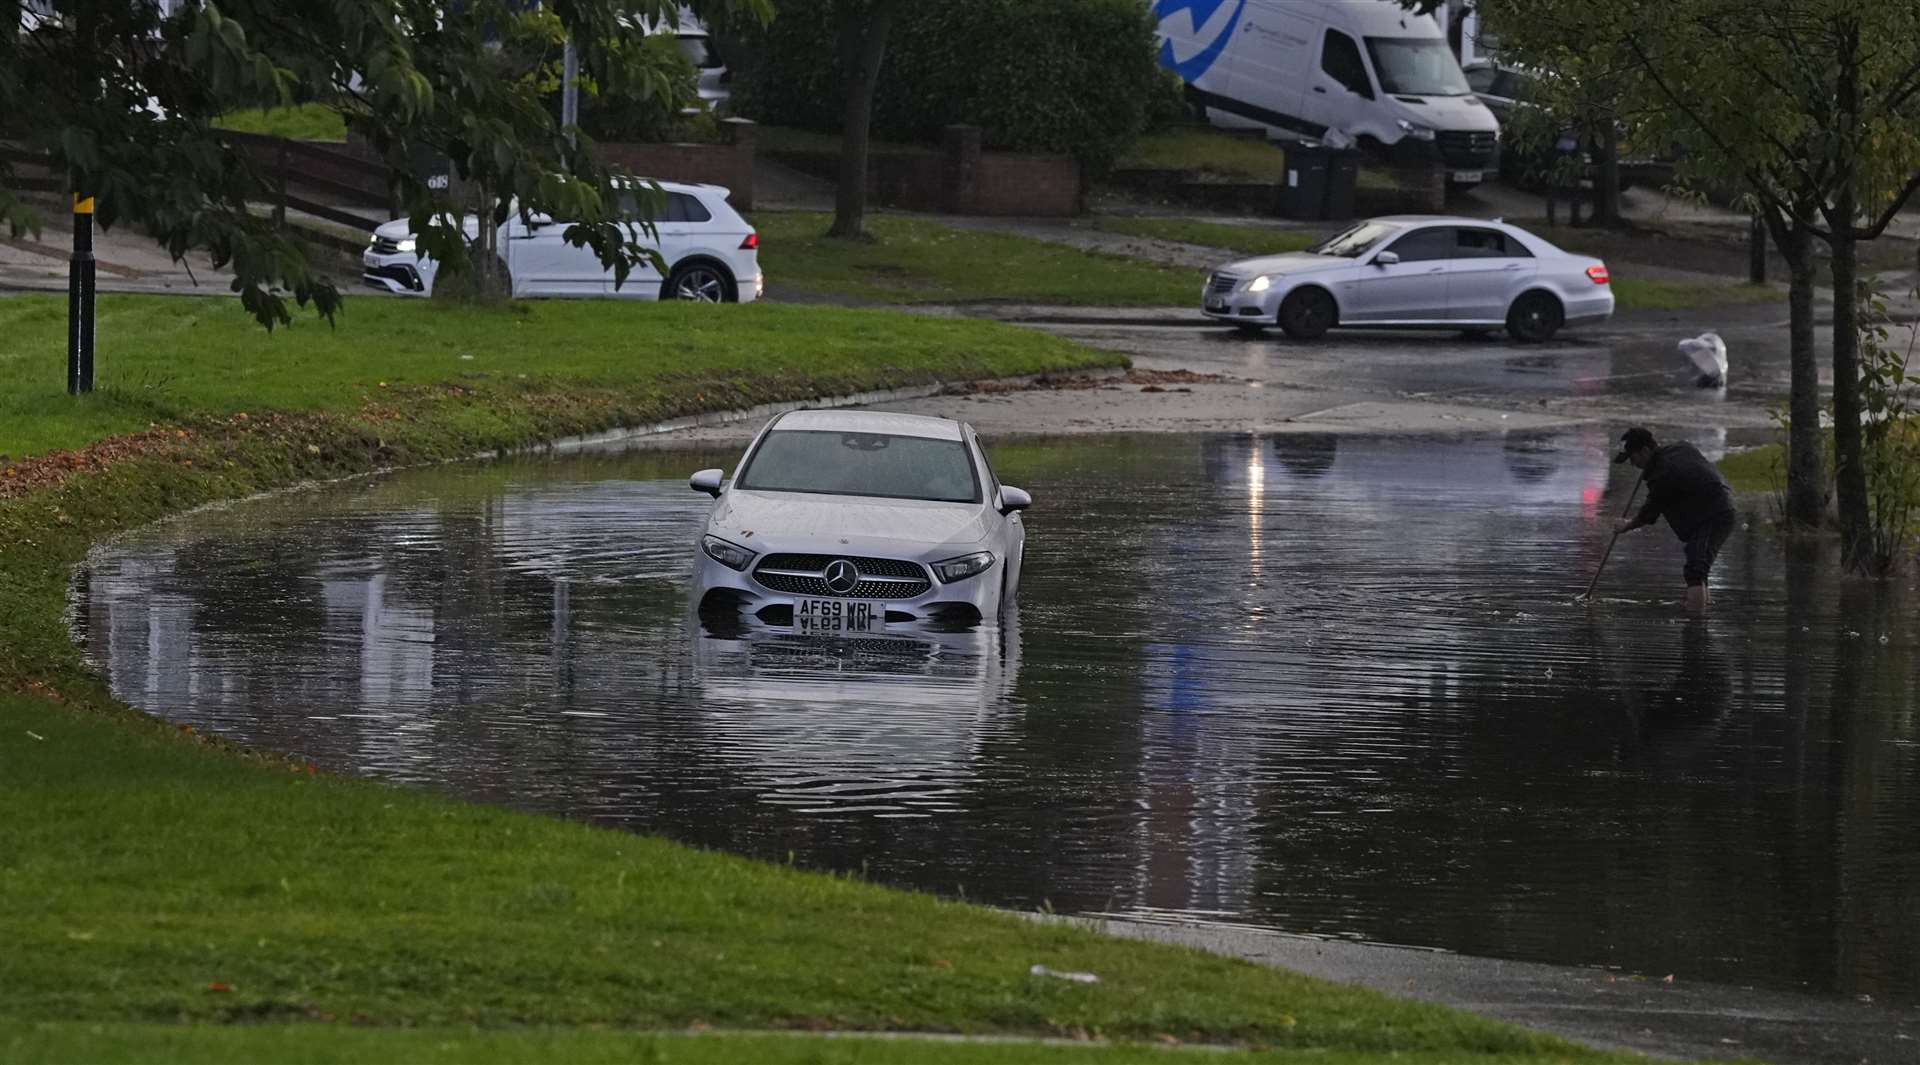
[931,551,995,583]
[394,237,417,253]
[701,535,755,571]
[1395,119,1438,141]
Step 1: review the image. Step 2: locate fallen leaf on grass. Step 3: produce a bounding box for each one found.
[206,981,233,993]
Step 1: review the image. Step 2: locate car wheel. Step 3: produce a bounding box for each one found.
[665,262,733,303]
[1277,288,1336,340]
[1506,292,1564,343]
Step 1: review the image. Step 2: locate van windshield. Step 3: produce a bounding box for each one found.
[1310,221,1399,258]
[1365,37,1470,97]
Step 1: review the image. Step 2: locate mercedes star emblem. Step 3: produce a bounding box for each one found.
[823,559,860,595]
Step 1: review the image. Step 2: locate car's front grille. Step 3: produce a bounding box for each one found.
[1437,130,1498,167]
[362,264,422,292]
[753,553,932,600]
[370,236,404,255]
[1207,273,1238,296]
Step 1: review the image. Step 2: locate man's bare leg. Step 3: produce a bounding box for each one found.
[1684,584,1709,614]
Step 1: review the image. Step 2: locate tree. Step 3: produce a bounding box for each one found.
[1478,0,1920,556]
[0,0,766,327]
[827,0,905,240]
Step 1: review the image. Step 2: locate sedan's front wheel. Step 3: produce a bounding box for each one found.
[1506,292,1564,343]
[1277,288,1336,340]
[665,262,734,303]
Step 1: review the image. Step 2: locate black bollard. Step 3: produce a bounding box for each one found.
[67,193,96,395]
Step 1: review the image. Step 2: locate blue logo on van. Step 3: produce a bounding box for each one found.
[1153,0,1246,82]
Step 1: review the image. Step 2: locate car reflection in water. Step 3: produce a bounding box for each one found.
[687,606,1022,818]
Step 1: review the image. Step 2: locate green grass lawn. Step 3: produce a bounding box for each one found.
[1719,444,1783,494]
[0,295,1118,460]
[213,103,350,142]
[1608,277,1780,312]
[1093,217,1323,257]
[0,690,1626,1063]
[1119,129,1289,182]
[758,212,1199,306]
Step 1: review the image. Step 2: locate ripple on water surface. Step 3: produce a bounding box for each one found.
[73,434,1920,1005]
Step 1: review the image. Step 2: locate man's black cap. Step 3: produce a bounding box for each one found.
[1614,427,1657,463]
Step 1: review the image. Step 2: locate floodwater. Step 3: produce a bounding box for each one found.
[73,431,1920,1005]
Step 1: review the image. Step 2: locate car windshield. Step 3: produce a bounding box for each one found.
[1310,221,1400,258]
[738,430,980,503]
[1364,37,1470,96]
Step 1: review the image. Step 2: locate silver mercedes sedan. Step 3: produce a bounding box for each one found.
[1202,215,1614,342]
[689,410,1030,636]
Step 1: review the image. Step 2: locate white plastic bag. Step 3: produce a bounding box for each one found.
[1678,332,1727,388]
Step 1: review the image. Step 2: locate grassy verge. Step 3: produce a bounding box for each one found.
[1093,218,1321,258]
[0,296,1116,460]
[1119,129,1288,182]
[1607,277,1780,313]
[213,103,350,142]
[1,1026,1618,1065]
[1718,444,1782,494]
[0,296,1632,1061]
[758,212,1198,306]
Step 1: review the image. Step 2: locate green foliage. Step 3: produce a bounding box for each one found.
[576,32,704,142]
[212,104,351,142]
[1854,281,1920,575]
[0,0,769,329]
[736,0,1164,173]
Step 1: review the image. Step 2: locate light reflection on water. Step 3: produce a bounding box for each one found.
[72,432,1920,1005]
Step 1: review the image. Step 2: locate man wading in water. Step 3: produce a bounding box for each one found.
[1611,427,1737,614]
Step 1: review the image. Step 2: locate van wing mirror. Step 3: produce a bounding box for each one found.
[689,469,725,497]
[1374,250,1400,266]
[999,486,1032,514]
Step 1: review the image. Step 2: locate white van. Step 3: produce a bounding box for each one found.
[1154,0,1500,185]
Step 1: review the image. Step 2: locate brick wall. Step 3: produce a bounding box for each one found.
[599,118,757,211]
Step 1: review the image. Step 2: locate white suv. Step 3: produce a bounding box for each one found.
[361,181,763,302]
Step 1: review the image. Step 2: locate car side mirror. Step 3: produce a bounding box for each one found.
[689,469,725,498]
[999,486,1032,514]
[1374,251,1400,266]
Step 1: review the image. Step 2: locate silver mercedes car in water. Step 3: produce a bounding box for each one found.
[1202,215,1614,342]
[689,410,1030,634]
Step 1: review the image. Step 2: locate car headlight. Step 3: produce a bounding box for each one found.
[1396,119,1438,141]
[931,551,995,583]
[1248,275,1273,293]
[395,237,417,253]
[701,535,755,571]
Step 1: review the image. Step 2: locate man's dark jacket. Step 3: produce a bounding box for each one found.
[1634,443,1735,539]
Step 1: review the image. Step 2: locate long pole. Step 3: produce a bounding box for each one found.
[67,194,96,395]
[561,37,579,146]
[1579,473,1645,601]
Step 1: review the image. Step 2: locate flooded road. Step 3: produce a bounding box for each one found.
[74,431,1920,1007]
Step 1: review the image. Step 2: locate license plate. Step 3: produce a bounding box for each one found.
[1451,170,1484,183]
[793,597,887,635]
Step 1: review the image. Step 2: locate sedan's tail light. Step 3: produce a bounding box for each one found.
[740,232,759,250]
[1586,264,1610,285]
